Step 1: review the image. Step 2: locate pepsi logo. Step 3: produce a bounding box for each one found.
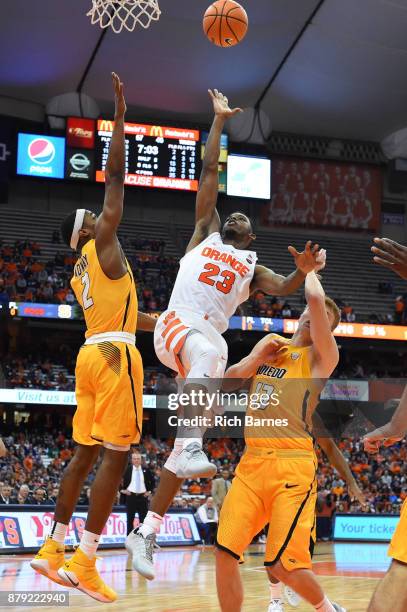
[28,138,55,165]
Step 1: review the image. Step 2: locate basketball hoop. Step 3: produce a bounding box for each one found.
[87,0,161,33]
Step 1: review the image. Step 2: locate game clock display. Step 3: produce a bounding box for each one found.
[95,120,200,191]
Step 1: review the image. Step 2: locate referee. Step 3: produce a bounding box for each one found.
[121,451,155,534]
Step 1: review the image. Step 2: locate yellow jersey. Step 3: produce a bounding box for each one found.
[71,239,137,339]
[245,334,322,450]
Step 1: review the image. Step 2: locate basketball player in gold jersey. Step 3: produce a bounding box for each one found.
[30,73,145,603]
[363,236,407,612]
[216,263,347,612]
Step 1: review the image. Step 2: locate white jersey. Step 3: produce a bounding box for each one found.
[167,232,257,334]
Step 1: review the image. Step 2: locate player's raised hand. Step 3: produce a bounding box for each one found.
[112,72,126,118]
[371,237,407,280]
[363,423,404,454]
[288,241,321,274]
[208,89,243,119]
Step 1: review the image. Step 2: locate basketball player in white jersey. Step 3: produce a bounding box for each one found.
[126,89,323,579]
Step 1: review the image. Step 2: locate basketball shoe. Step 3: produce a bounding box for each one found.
[284,585,301,607]
[57,548,117,602]
[30,538,67,586]
[332,604,346,612]
[126,530,156,580]
[268,599,284,611]
[175,442,217,478]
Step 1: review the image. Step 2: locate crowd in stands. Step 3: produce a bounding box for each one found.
[0,236,177,314]
[1,236,406,325]
[1,430,406,542]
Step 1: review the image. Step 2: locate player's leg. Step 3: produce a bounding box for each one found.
[368,499,407,611]
[129,330,227,579]
[269,506,316,610]
[126,450,184,578]
[30,359,99,586]
[215,458,267,611]
[265,455,344,612]
[368,560,407,612]
[216,548,244,612]
[174,330,226,479]
[58,343,143,602]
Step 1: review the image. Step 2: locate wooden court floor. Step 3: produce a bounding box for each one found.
[0,541,389,611]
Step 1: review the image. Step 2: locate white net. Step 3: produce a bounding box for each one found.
[87,0,161,33]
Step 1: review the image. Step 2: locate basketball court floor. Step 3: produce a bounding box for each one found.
[0,542,387,611]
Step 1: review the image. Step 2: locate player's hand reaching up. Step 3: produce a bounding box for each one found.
[112,72,126,119]
[363,423,404,454]
[208,89,243,119]
[288,241,322,275]
[371,237,407,280]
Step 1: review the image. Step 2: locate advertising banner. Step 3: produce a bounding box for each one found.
[0,508,200,552]
[17,133,65,179]
[333,514,399,542]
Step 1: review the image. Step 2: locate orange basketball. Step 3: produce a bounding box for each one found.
[203,0,248,48]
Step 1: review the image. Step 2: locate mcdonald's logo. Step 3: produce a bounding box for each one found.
[150,125,163,138]
[99,120,114,133]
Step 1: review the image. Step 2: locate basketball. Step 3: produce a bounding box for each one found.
[203,0,248,48]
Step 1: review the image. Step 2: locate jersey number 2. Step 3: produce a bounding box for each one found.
[198,263,236,295]
[81,272,94,310]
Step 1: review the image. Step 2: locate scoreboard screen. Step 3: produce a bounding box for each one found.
[95,120,200,191]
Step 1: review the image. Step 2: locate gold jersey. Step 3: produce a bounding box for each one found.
[245,334,322,450]
[71,239,137,339]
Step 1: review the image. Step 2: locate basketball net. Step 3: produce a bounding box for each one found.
[87,0,161,33]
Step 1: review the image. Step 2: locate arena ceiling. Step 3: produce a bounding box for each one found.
[1,0,407,142]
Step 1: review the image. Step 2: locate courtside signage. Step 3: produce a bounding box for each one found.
[0,388,157,409]
[333,514,399,542]
[0,509,199,552]
[17,133,65,179]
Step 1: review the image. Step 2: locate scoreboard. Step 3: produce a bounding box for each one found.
[95,120,200,191]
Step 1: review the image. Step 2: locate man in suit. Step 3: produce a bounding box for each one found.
[211,468,231,510]
[121,451,155,535]
[0,484,16,504]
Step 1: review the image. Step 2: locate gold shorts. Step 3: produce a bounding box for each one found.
[216,447,317,571]
[73,342,143,448]
[388,498,407,564]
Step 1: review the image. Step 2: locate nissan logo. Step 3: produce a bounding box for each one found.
[70,153,91,172]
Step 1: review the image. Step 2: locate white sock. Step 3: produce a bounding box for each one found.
[181,437,202,450]
[269,580,283,601]
[138,511,163,538]
[79,530,100,559]
[49,521,67,544]
[315,596,335,612]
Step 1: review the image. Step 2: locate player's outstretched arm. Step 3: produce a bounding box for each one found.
[306,268,339,378]
[371,237,407,280]
[95,72,127,278]
[363,386,407,453]
[250,240,321,295]
[0,438,6,458]
[186,90,242,253]
[317,436,367,507]
[136,312,157,332]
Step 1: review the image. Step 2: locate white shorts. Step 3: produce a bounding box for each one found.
[154,308,228,378]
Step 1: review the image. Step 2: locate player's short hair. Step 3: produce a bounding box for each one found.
[60,211,77,248]
[325,297,341,330]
